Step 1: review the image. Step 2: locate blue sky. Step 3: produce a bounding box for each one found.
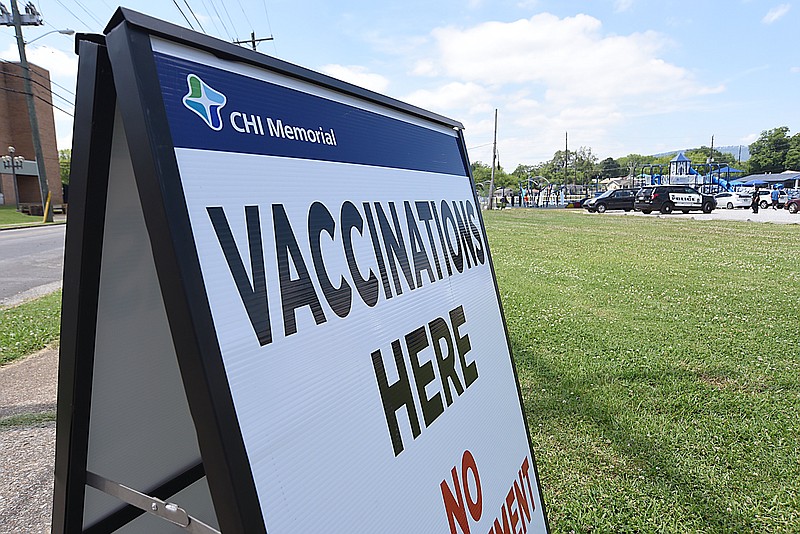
[1,0,797,169]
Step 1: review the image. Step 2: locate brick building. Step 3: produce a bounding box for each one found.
[0,61,63,207]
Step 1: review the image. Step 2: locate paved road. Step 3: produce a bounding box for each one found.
[0,225,66,308]
[585,206,800,224]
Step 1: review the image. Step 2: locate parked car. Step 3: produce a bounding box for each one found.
[756,189,788,209]
[584,189,636,213]
[785,197,800,214]
[714,191,751,209]
[566,197,590,208]
[634,185,716,214]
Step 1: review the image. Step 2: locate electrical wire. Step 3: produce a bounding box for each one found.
[0,85,73,116]
[233,0,252,32]
[71,0,104,28]
[183,0,206,34]
[0,67,73,106]
[204,0,233,40]
[0,57,75,97]
[172,0,195,30]
[50,0,92,30]
[261,0,277,54]
[195,0,225,39]
[215,0,239,41]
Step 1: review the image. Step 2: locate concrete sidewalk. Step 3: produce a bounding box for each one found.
[0,348,59,533]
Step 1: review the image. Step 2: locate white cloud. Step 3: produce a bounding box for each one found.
[404,82,494,115]
[26,45,79,78]
[741,133,759,144]
[400,13,726,164]
[791,66,800,73]
[319,64,390,93]
[410,59,438,77]
[762,4,791,24]
[426,15,718,102]
[614,0,634,13]
[1,44,78,79]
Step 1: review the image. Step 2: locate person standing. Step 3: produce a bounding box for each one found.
[771,188,780,209]
[751,188,760,213]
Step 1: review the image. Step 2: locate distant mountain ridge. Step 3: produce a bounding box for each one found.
[653,145,750,162]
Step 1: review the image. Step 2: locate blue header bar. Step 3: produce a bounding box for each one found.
[154,53,467,176]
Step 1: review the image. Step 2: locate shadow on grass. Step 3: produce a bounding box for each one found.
[513,340,761,532]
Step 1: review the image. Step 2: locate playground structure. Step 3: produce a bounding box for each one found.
[631,152,744,193]
[478,178,592,210]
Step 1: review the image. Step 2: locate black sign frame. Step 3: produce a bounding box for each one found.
[52,8,549,534]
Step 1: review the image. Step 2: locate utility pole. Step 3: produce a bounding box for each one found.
[4,1,52,221]
[564,131,568,184]
[233,31,273,51]
[709,135,714,164]
[487,109,497,210]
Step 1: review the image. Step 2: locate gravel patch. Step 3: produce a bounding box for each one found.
[0,348,59,533]
[0,423,55,534]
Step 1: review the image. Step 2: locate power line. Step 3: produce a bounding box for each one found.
[203,0,233,40]
[0,67,73,106]
[261,0,277,54]
[0,57,75,97]
[216,0,239,41]
[183,0,206,34]
[0,85,73,116]
[233,0,252,32]
[172,0,195,30]
[51,0,92,30]
[72,0,104,28]
[195,0,225,39]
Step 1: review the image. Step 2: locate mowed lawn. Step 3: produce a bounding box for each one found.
[484,209,800,533]
[1,209,797,532]
[0,205,50,228]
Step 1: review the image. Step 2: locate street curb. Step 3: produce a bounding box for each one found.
[0,220,66,232]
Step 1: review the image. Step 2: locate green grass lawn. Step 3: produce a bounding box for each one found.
[0,204,44,227]
[0,290,62,365]
[485,209,799,532]
[1,210,798,532]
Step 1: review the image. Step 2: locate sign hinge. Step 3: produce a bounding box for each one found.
[86,471,220,534]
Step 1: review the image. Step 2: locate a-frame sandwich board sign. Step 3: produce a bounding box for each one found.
[53,8,549,533]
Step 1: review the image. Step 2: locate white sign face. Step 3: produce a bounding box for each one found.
[152,38,547,533]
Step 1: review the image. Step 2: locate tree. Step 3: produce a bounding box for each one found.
[511,164,537,180]
[471,161,492,184]
[617,153,654,178]
[572,146,598,184]
[598,157,624,179]
[784,133,800,170]
[685,146,734,166]
[749,127,791,173]
[470,160,513,192]
[59,149,70,185]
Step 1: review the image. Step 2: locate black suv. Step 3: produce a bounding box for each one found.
[634,185,716,214]
[584,189,636,213]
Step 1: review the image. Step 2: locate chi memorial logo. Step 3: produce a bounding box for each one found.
[182,74,226,130]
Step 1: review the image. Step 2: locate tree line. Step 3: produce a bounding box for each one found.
[472,126,800,190]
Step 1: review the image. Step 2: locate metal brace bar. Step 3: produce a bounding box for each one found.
[86,471,220,534]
